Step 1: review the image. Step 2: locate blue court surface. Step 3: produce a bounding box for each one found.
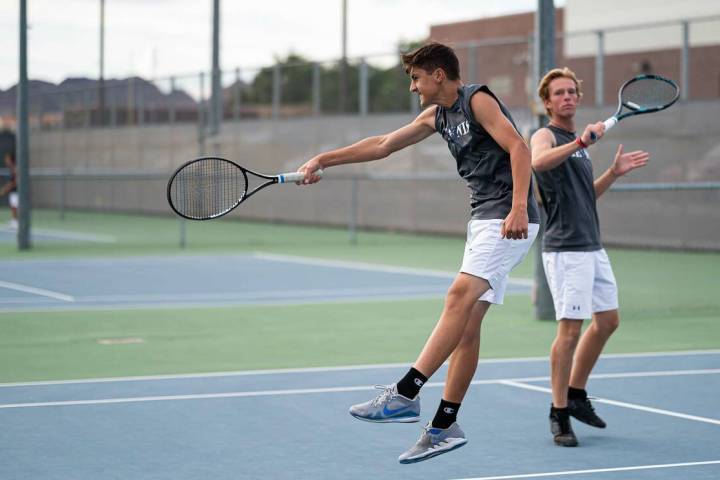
[0,253,530,312]
[1,351,718,479]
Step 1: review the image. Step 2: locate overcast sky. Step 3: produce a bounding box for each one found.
[0,0,564,90]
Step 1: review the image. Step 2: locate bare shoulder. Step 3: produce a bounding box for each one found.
[413,105,438,131]
[530,127,555,147]
[469,90,506,125]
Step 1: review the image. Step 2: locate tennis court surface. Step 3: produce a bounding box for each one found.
[0,252,530,311]
[1,351,718,479]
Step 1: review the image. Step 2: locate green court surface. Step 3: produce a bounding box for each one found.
[0,209,718,383]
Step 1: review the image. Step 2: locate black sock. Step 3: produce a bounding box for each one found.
[395,367,427,399]
[551,405,569,416]
[431,399,461,429]
[568,386,587,400]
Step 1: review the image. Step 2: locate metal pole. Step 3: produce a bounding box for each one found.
[349,177,358,244]
[110,85,117,127]
[169,76,176,125]
[233,67,241,121]
[681,20,689,101]
[272,64,281,119]
[17,0,31,249]
[595,30,604,106]
[339,0,347,113]
[312,62,321,116]
[359,58,368,116]
[99,0,105,126]
[533,0,556,320]
[467,45,477,83]
[210,0,221,135]
[137,81,144,126]
[198,72,206,153]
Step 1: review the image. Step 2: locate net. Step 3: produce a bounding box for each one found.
[168,158,246,220]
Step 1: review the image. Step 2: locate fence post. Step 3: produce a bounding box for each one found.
[312,62,321,116]
[233,67,242,121]
[681,20,690,101]
[359,58,368,116]
[109,85,117,127]
[272,63,281,119]
[349,177,358,244]
[169,76,176,125]
[595,30,604,106]
[467,44,477,83]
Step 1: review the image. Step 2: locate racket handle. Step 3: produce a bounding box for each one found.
[278,169,324,184]
[590,117,618,141]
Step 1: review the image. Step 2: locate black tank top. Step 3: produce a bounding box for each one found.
[534,125,602,252]
[435,84,539,223]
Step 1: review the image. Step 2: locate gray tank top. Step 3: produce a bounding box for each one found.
[434,84,540,223]
[534,125,602,252]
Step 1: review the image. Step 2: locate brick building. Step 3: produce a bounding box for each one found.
[429,2,720,109]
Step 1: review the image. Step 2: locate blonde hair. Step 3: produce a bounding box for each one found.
[537,67,583,116]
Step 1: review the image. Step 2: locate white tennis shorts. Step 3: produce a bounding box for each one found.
[8,192,18,209]
[460,219,539,305]
[542,249,619,321]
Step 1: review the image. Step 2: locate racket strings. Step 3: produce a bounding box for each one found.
[621,78,678,110]
[171,158,246,219]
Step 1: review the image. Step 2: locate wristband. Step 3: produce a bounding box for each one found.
[575,137,588,149]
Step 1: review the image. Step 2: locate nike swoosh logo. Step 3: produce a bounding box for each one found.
[383,405,413,416]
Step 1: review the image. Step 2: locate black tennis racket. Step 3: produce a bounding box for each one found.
[591,74,679,141]
[167,156,322,220]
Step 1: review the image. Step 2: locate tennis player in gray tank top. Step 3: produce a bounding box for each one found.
[530,67,650,447]
[296,42,539,463]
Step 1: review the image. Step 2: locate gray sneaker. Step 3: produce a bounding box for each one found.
[349,384,420,423]
[398,422,467,464]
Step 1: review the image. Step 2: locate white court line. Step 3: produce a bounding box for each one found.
[0,281,74,302]
[451,460,720,480]
[254,252,536,287]
[253,252,457,278]
[1,349,718,387]
[2,368,719,410]
[0,227,115,243]
[499,380,720,426]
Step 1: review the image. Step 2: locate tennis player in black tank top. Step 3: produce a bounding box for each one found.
[530,68,650,447]
[296,43,539,463]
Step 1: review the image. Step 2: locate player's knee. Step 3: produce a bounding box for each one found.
[596,312,620,335]
[446,279,482,311]
[556,320,582,346]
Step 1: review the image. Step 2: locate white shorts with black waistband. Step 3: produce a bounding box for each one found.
[542,248,619,321]
[460,219,539,305]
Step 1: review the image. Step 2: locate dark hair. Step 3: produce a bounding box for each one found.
[401,42,460,81]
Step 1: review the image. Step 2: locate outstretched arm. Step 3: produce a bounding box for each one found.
[297,106,437,184]
[594,144,650,198]
[470,92,531,239]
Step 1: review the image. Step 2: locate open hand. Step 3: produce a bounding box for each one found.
[611,144,650,177]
